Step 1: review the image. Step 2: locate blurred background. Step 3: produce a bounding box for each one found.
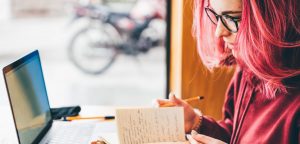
[0,0,168,108]
[0,0,236,142]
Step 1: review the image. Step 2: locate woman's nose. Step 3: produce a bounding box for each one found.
[215,20,231,38]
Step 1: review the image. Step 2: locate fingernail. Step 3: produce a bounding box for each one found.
[186,134,192,140]
[172,95,176,99]
[152,99,159,107]
[170,95,177,102]
[186,134,197,144]
[191,130,198,136]
[168,92,174,98]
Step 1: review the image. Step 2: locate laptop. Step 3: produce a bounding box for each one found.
[2,50,103,144]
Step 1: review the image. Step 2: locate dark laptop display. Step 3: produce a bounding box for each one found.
[3,50,52,144]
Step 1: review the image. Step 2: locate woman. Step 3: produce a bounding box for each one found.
[158,0,300,143]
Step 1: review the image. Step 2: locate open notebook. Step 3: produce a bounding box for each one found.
[116,107,188,144]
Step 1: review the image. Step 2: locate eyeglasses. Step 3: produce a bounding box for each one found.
[204,7,241,33]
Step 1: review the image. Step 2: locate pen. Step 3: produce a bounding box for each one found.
[64,115,115,121]
[161,96,204,107]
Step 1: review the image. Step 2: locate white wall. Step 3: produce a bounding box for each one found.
[0,0,11,20]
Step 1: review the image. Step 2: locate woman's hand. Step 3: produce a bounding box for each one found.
[187,130,227,144]
[156,93,199,133]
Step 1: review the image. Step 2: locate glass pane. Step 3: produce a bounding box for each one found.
[222,16,237,32]
[205,8,218,24]
[0,0,168,107]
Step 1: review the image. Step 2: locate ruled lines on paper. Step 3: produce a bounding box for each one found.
[116,107,186,144]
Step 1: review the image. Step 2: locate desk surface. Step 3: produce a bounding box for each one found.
[0,105,117,144]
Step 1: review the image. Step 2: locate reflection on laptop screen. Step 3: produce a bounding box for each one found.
[4,51,52,144]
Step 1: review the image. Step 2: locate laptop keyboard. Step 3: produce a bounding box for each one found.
[39,121,96,144]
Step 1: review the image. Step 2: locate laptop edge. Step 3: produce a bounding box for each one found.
[2,50,53,144]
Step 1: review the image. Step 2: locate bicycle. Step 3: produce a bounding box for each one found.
[68,1,165,75]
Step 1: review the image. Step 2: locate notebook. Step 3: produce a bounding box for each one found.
[2,50,101,144]
[116,107,188,144]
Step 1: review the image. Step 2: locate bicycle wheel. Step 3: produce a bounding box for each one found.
[69,22,120,75]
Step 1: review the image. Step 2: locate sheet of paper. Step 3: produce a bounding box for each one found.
[89,121,119,144]
[116,107,186,144]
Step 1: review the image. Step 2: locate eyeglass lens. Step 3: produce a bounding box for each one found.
[205,8,238,32]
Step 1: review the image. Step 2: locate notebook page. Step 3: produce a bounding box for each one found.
[116,107,186,144]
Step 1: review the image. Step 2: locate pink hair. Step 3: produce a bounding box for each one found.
[193,0,300,98]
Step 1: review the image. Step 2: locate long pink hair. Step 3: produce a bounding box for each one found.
[193,0,300,98]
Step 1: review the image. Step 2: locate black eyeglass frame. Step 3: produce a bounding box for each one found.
[204,7,240,33]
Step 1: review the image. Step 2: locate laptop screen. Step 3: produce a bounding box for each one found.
[3,51,52,144]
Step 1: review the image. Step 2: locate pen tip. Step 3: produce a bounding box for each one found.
[199,96,204,100]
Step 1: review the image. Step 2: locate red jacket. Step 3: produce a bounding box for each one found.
[197,69,300,144]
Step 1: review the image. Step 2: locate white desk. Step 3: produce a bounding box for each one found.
[0,105,118,144]
[0,105,18,144]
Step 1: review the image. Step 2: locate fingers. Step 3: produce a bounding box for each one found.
[192,134,212,144]
[191,130,210,143]
[169,92,188,106]
[156,99,171,105]
[156,99,176,107]
[186,134,199,144]
[170,94,185,106]
[156,99,173,106]
[191,130,226,144]
[156,92,178,107]
[156,92,187,107]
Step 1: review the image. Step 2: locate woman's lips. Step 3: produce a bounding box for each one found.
[225,42,237,57]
